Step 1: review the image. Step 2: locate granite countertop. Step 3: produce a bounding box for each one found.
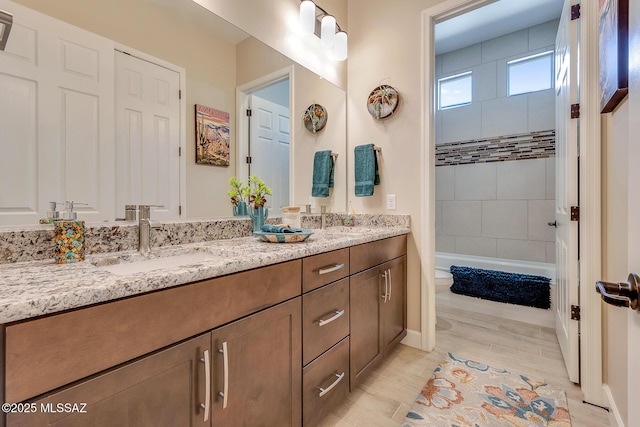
[0,226,409,324]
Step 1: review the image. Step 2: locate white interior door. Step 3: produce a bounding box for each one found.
[249,95,290,213]
[115,51,181,220]
[0,0,115,224]
[554,0,580,383]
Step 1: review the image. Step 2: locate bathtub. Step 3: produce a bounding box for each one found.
[435,252,556,328]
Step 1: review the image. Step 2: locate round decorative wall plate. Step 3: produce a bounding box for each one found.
[367,85,399,120]
[303,104,328,133]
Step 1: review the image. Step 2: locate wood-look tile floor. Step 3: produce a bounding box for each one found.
[320,305,610,426]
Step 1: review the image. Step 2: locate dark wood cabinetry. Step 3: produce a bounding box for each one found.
[2,233,407,427]
[349,235,407,390]
[210,298,301,427]
[382,256,407,357]
[7,334,211,427]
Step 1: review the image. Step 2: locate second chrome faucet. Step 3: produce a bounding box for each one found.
[138,205,162,253]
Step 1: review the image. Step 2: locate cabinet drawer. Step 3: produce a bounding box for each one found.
[350,235,407,274]
[302,337,349,427]
[302,248,349,292]
[302,278,349,365]
[4,260,301,403]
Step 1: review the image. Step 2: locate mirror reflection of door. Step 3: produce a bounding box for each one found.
[248,79,290,214]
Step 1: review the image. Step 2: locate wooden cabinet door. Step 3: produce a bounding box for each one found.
[349,267,384,390]
[381,256,407,357]
[7,334,210,427]
[210,298,302,427]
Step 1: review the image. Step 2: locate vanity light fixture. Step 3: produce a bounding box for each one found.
[298,0,347,61]
[0,9,13,51]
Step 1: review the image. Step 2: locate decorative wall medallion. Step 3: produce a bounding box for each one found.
[367,85,399,120]
[303,104,328,133]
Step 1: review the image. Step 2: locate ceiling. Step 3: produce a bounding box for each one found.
[435,0,564,54]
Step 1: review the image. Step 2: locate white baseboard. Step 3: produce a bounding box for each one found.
[401,329,422,349]
[603,384,624,427]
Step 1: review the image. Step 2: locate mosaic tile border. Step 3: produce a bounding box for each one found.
[436,130,555,167]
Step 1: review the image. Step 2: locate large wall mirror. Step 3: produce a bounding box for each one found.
[0,0,346,226]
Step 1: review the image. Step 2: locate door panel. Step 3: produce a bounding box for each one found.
[7,334,210,427]
[249,95,290,212]
[554,0,579,383]
[210,298,301,427]
[0,0,114,224]
[115,50,181,220]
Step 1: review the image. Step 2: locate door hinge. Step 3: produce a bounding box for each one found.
[571,103,580,118]
[571,4,580,20]
[178,147,182,156]
[246,108,252,117]
[571,206,579,221]
[178,89,182,100]
[571,305,580,321]
[246,156,252,164]
[179,205,182,215]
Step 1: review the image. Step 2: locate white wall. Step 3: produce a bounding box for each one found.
[436,158,555,263]
[435,20,559,144]
[193,0,347,89]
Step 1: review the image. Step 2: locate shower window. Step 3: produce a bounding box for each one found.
[438,71,472,110]
[507,50,554,96]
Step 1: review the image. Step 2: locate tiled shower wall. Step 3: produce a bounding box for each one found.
[435,20,559,264]
[436,156,555,263]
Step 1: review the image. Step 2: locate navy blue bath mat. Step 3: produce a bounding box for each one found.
[450,265,551,309]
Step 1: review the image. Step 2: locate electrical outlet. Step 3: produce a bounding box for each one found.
[309,196,316,209]
[386,194,396,210]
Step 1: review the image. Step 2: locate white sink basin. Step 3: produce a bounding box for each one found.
[98,252,216,276]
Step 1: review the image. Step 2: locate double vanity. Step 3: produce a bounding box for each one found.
[0,216,409,426]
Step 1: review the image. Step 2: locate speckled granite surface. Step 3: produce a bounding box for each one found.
[0,214,410,264]
[0,216,410,324]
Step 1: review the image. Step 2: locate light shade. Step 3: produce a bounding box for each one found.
[299,0,316,34]
[333,31,347,61]
[320,15,336,48]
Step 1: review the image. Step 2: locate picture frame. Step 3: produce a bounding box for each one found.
[195,104,230,166]
[599,0,629,114]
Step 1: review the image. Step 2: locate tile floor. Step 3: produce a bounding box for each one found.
[320,304,611,426]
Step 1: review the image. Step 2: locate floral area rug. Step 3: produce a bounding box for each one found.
[402,353,571,427]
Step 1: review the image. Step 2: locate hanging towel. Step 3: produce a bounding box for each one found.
[354,144,379,196]
[311,150,334,197]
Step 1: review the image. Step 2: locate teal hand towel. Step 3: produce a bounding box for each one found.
[354,144,379,197]
[261,224,305,233]
[311,150,334,197]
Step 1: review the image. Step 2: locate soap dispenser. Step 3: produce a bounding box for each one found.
[53,201,86,264]
[39,202,62,224]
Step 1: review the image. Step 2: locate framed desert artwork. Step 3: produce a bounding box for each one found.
[599,0,629,113]
[195,104,230,166]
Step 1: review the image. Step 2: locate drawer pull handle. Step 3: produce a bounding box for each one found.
[200,350,211,422]
[318,372,345,397]
[219,342,229,409]
[387,268,392,301]
[381,270,389,303]
[317,309,345,326]
[318,263,345,275]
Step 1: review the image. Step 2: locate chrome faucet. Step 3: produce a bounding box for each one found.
[321,205,327,229]
[138,205,161,253]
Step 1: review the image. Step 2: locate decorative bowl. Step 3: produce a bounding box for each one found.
[254,229,314,243]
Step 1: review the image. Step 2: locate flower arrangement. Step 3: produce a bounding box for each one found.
[227,176,272,209]
[248,175,272,209]
[227,177,249,206]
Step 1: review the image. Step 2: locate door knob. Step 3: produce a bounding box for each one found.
[595,273,640,311]
[548,220,558,227]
